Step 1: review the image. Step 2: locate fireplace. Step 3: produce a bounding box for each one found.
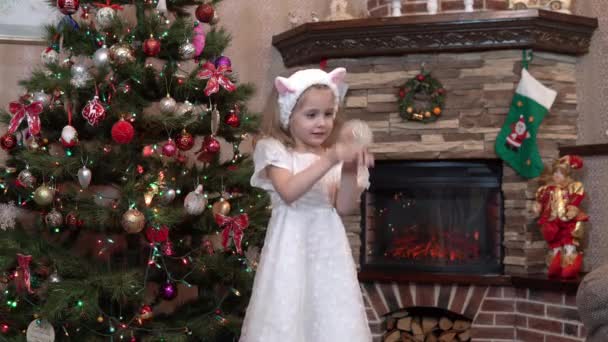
[361,160,504,275]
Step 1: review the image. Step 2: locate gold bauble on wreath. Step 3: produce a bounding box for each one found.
[121,208,146,234]
[33,184,54,206]
[212,198,231,216]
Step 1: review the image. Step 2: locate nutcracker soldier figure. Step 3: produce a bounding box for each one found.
[533,155,588,279]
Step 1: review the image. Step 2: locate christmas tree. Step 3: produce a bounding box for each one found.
[0,1,268,341]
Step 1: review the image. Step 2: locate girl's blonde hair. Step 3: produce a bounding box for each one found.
[259,84,343,148]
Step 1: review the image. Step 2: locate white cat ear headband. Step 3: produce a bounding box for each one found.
[274,67,348,130]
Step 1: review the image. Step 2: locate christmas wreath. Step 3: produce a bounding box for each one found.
[398,70,446,123]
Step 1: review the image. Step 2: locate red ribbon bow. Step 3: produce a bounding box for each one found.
[8,100,43,135]
[145,225,169,244]
[215,213,249,254]
[93,0,123,10]
[16,254,33,294]
[197,62,236,96]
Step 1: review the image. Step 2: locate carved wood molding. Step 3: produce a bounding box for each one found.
[272,9,598,67]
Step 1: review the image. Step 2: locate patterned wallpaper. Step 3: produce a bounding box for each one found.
[574,1,608,270]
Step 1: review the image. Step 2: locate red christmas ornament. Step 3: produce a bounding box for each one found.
[111,119,135,144]
[162,139,177,157]
[65,212,81,229]
[437,87,446,95]
[202,135,220,154]
[142,145,155,157]
[416,74,425,82]
[398,88,406,99]
[143,36,161,57]
[57,0,80,15]
[145,225,169,244]
[139,304,153,320]
[0,133,17,151]
[195,4,215,23]
[224,112,240,128]
[82,96,106,127]
[176,129,194,151]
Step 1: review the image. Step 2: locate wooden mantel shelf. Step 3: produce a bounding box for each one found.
[272,9,598,67]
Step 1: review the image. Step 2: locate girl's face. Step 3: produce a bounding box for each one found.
[288,87,335,152]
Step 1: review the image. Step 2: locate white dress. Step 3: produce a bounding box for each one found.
[239,138,372,342]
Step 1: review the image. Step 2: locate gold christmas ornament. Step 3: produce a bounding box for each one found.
[121,208,146,234]
[33,184,54,206]
[212,198,231,216]
[109,43,135,65]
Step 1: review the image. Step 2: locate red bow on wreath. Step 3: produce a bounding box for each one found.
[93,0,123,10]
[197,62,236,96]
[8,99,43,135]
[15,253,33,294]
[215,213,249,254]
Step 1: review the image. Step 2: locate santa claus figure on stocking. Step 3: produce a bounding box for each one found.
[533,155,587,279]
[505,115,530,151]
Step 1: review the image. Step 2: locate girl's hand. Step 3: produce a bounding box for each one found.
[329,143,374,171]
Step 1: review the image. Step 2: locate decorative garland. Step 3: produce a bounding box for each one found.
[398,69,446,123]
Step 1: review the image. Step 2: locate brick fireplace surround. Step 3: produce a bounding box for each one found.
[273,9,598,342]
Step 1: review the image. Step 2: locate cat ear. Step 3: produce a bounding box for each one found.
[275,76,295,95]
[328,67,347,85]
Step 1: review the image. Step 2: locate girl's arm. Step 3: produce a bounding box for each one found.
[335,150,373,215]
[266,154,337,205]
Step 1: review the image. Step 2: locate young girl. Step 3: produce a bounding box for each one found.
[239,68,373,342]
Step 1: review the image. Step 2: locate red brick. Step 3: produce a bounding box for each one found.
[517,301,545,315]
[547,305,581,322]
[504,286,517,299]
[517,315,528,328]
[364,283,389,316]
[580,325,587,337]
[528,317,563,332]
[564,323,579,337]
[487,286,502,298]
[529,289,564,304]
[517,288,529,299]
[486,0,509,10]
[548,336,584,342]
[474,312,494,325]
[464,286,487,318]
[565,294,577,306]
[517,328,544,342]
[416,284,435,307]
[481,299,515,312]
[471,326,515,340]
[398,284,414,308]
[450,285,469,314]
[495,313,516,326]
[437,285,452,310]
[379,283,400,313]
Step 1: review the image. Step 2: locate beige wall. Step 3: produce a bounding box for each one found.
[573,1,608,270]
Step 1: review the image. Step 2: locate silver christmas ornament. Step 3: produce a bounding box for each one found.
[95,7,115,29]
[175,101,194,116]
[184,185,207,215]
[77,166,92,189]
[41,49,59,65]
[211,106,220,135]
[33,184,54,206]
[159,188,176,205]
[178,42,196,60]
[70,63,91,88]
[33,91,51,108]
[49,270,62,283]
[159,95,177,114]
[17,169,36,188]
[93,46,110,69]
[45,208,63,227]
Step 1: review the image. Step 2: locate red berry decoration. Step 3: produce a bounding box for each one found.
[162,139,177,157]
[0,133,17,151]
[57,0,80,15]
[111,119,135,144]
[195,4,215,23]
[202,135,220,154]
[176,129,194,151]
[224,112,240,128]
[143,36,161,57]
[416,74,425,82]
